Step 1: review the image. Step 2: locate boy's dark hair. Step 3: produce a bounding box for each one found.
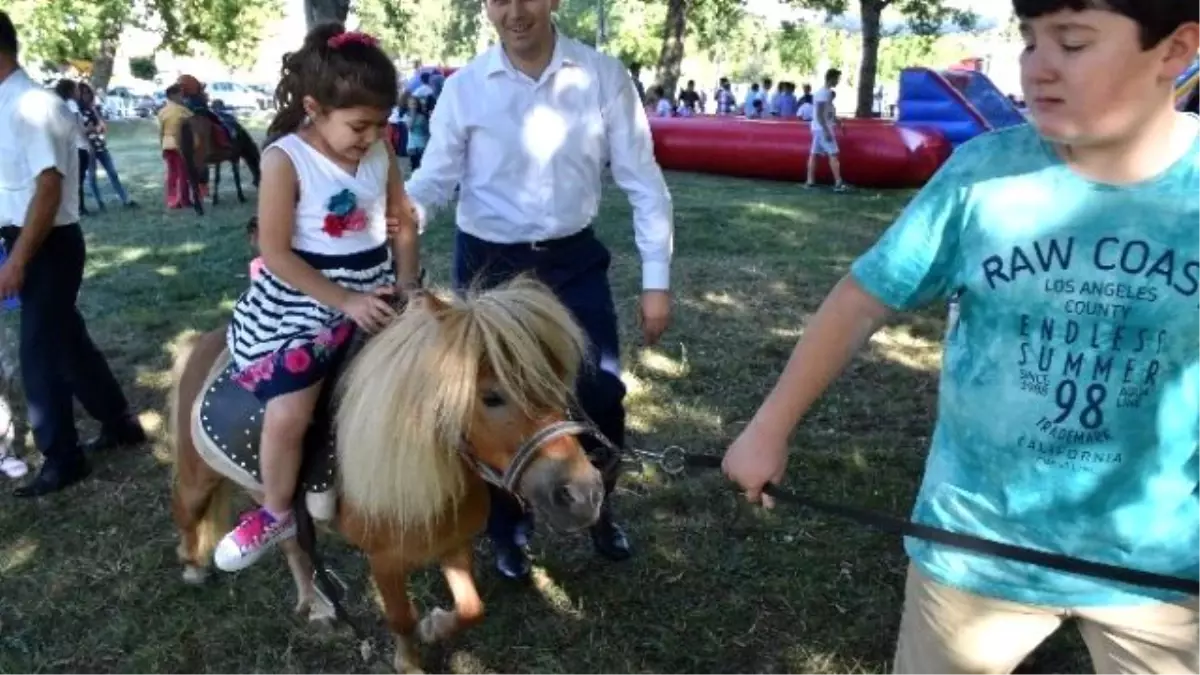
[825,68,842,83]
[419,71,431,84]
[0,11,17,58]
[1013,0,1198,49]
[266,22,398,146]
[54,79,77,100]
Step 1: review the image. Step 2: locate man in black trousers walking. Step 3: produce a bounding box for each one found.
[0,11,145,498]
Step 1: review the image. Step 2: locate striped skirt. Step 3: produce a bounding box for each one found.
[227,245,394,402]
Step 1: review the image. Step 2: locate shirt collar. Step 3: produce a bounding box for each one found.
[485,26,579,83]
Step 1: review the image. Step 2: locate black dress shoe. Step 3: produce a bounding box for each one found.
[83,418,147,453]
[14,459,92,498]
[493,541,532,581]
[590,512,632,561]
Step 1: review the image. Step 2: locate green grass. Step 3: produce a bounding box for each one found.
[0,120,1089,673]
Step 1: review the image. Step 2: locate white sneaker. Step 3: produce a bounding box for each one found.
[213,508,296,572]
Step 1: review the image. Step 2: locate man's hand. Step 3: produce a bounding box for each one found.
[639,289,671,346]
[0,260,25,300]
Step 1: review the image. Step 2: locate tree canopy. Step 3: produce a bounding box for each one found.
[4,0,280,88]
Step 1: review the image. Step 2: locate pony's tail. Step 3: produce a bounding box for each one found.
[168,329,233,574]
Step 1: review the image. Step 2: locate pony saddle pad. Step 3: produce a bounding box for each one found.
[193,347,347,521]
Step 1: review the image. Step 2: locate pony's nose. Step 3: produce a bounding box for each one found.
[551,483,602,509]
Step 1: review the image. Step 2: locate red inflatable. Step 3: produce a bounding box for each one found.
[647,116,951,189]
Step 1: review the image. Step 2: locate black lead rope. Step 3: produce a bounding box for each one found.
[678,453,1199,596]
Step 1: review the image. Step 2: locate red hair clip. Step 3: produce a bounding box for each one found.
[328,31,379,50]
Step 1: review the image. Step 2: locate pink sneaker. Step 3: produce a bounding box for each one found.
[214,508,296,572]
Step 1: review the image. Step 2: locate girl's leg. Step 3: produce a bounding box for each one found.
[97,150,132,205]
[163,151,179,208]
[87,150,105,209]
[176,152,194,207]
[213,381,322,572]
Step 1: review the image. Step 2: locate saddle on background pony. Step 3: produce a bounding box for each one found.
[192,326,369,521]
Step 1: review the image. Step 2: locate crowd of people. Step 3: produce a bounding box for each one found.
[0,0,1197,671]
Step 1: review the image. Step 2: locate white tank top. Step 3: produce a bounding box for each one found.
[268,133,390,256]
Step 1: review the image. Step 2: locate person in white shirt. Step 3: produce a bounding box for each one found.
[405,0,674,582]
[0,11,145,498]
[806,68,848,192]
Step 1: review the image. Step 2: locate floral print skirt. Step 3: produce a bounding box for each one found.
[227,244,394,403]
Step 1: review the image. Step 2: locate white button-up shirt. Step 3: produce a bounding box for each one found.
[0,69,80,227]
[405,33,674,290]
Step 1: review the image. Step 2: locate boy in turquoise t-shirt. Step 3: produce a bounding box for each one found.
[723,1,1199,672]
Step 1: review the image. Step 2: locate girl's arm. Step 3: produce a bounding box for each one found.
[256,148,353,310]
[384,141,421,292]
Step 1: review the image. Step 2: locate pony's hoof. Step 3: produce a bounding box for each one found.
[294,598,311,616]
[417,608,457,644]
[391,648,424,672]
[308,597,337,630]
[182,565,209,585]
[309,614,336,634]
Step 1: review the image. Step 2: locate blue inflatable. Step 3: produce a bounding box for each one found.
[897,67,1025,147]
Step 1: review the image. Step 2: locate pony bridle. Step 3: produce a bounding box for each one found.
[457,418,620,496]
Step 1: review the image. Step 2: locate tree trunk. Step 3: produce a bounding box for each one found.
[305,0,352,28]
[855,0,884,118]
[654,0,689,98]
[90,23,122,92]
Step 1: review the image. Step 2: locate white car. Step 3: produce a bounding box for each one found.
[207,81,269,112]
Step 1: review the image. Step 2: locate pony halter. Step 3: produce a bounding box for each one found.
[458,419,619,495]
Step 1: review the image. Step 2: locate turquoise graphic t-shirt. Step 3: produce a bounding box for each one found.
[851,118,1199,607]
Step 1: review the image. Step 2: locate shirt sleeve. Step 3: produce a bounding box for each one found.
[403,75,467,233]
[849,144,980,310]
[19,91,72,182]
[602,61,674,290]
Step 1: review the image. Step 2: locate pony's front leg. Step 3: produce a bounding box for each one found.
[369,553,423,673]
[280,538,334,627]
[212,164,222,206]
[418,545,484,644]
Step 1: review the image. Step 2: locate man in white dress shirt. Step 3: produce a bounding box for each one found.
[406,0,674,581]
[0,11,145,498]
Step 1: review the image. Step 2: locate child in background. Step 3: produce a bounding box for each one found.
[245,217,263,280]
[157,85,193,209]
[402,95,429,171]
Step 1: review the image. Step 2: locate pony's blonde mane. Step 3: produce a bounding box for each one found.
[335,276,587,531]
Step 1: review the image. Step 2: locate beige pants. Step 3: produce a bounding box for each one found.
[894,564,1199,674]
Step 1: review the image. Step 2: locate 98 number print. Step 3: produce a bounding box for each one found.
[1052,380,1106,430]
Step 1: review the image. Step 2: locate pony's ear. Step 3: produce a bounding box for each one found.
[409,289,448,317]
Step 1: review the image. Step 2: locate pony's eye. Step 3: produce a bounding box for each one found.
[482,391,505,408]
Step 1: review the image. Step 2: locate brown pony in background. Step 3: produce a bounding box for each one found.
[168,279,606,673]
[177,112,261,216]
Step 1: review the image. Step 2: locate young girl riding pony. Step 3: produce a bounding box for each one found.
[215,24,422,572]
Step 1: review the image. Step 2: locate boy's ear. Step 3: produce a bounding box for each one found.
[1162,23,1199,80]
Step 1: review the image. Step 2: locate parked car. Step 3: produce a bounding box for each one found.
[207,81,271,112]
